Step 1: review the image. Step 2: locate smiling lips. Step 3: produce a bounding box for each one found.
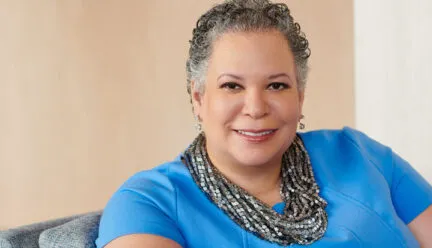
[234,129,277,143]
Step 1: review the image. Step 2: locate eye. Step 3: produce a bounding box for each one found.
[267,82,289,91]
[220,82,243,91]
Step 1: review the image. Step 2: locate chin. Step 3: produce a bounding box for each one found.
[228,136,289,168]
[231,150,279,168]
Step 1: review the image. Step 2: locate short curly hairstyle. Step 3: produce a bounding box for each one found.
[186,0,310,98]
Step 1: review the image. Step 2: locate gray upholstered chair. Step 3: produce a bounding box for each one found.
[0,211,102,248]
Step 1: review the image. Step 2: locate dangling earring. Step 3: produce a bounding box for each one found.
[194,115,202,133]
[299,114,305,130]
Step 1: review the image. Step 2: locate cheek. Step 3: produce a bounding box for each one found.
[269,97,301,121]
[203,94,242,123]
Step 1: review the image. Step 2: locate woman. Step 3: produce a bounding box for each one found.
[96,0,432,247]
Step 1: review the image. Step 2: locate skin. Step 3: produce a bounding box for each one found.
[192,30,304,205]
[408,205,432,247]
[105,29,432,247]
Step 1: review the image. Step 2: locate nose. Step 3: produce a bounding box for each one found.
[242,89,269,119]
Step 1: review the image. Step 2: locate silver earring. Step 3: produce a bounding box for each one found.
[299,114,305,130]
[194,115,202,133]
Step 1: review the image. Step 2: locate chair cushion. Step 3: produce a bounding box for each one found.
[0,215,80,248]
[39,211,102,248]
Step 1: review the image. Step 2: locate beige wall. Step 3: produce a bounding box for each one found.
[0,0,353,229]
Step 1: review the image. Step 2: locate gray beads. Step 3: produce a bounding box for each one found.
[183,134,328,246]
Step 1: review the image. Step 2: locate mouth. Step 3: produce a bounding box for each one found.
[234,129,278,142]
[235,129,276,136]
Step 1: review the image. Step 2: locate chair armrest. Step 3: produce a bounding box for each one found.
[39,211,102,248]
[0,214,81,248]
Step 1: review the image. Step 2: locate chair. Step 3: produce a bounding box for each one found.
[0,211,101,248]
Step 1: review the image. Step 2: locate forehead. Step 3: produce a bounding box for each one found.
[208,30,296,75]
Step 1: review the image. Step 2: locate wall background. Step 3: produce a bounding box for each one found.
[354,0,432,182]
[0,0,354,228]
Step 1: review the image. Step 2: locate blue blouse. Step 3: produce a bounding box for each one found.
[96,127,432,247]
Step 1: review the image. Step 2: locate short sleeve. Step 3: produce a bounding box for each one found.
[95,170,185,248]
[341,127,432,225]
[390,151,432,224]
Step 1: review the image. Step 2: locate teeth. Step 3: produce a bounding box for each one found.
[237,130,274,136]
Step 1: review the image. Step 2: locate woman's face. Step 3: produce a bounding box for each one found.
[192,30,304,168]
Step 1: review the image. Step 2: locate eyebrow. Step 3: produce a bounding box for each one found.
[217,73,293,82]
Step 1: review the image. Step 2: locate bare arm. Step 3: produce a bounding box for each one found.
[408,205,432,248]
[104,234,182,248]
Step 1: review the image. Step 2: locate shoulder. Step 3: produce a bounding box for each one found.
[300,126,386,148]
[299,126,391,157]
[121,158,189,191]
[96,157,190,247]
[115,157,192,206]
[299,127,394,182]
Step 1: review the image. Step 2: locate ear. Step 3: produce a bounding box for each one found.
[191,81,203,117]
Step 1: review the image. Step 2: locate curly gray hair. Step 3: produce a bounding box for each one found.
[186,0,310,98]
